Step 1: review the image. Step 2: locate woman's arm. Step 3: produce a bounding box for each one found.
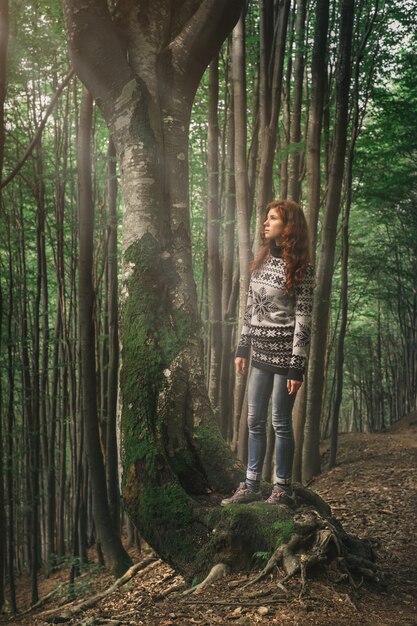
[235,282,254,361]
[287,264,315,382]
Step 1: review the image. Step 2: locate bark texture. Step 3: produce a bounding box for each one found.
[303,0,354,481]
[63,0,246,580]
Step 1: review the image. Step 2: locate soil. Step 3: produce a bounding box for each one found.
[2,413,417,626]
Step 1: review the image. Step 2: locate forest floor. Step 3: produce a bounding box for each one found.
[2,412,417,626]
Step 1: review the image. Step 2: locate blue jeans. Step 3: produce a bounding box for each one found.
[246,366,296,487]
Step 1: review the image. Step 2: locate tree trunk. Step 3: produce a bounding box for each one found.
[288,0,307,203]
[63,0,247,580]
[77,85,131,577]
[255,0,290,239]
[292,0,329,483]
[0,282,3,613]
[0,0,8,611]
[219,98,236,439]
[106,137,121,529]
[207,56,223,415]
[329,0,381,467]
[303,0,354,482]
[6,216,17,614]
[231,11,252,456]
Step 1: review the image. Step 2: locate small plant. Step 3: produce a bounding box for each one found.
[252,550,271,568]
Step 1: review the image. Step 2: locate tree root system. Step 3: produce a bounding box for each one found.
[240,484,383,592]
[39,558,160,623]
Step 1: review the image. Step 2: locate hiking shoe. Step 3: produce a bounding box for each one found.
[221,482,262,506]
[266,484,293,504]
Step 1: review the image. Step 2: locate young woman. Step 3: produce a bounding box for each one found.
[222,200,314,505]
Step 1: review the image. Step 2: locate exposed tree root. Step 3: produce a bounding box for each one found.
[241,487,383,592]
[40,558,159,623]
[181,563,229,595]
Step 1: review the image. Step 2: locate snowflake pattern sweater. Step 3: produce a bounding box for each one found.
[236,243,314,381]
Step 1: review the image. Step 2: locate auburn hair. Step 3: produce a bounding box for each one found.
[250,200,311,294]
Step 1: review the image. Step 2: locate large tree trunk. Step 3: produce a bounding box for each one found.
[63,0,246,581]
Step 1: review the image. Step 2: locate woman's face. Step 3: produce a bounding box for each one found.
[264,208,284,242]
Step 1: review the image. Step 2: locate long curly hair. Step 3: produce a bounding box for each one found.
[250,200,311,294]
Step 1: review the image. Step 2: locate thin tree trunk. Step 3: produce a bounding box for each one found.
[329,0,381,465]
[292,0,329,483]
[231,12,252,455]
[0,0,8,611]
[106,137,120,529]
[305,0,329,253]
[0,280,4,613]
[6,216,17,614]
[288,0,307,202]
[77,87,131,577]
[219,98,236,439]
[207,56,223,414]
[303,0,354,482]
[255,0,290,240]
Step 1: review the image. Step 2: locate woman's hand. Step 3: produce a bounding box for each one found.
[287,379,302,395]
[235,357,247,375]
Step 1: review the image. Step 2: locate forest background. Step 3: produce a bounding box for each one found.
[0,0,416,614]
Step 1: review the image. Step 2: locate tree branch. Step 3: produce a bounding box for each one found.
[169,0,245,94]
[1,69,74,189]
[61,0,132,118]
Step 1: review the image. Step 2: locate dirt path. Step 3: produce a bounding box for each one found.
[3,417,417,626]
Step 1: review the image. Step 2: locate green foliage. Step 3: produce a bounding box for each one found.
[327,39,417,432]
[251,551,270,568]
[120,233,198,470]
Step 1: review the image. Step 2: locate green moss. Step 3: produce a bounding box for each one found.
[194,423,242,491]
[136,485,202,568]
[140,485,194,529]
[120,234,198,475]
[194,503,295,575]
[272,519,294,547]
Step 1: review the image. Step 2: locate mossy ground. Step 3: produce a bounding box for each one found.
[192,503,295,577]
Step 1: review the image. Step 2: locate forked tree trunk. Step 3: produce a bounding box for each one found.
[63,0,245,580]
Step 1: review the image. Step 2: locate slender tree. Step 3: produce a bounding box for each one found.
[231,11,252,457]
[77,86,131,577]
[303,0,355,481]
[106,137,121,529]
[0,0,8,610]
[292,0,329,483]
[207,56,222,413]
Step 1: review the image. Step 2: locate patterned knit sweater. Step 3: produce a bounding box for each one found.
[236,243,314,381]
